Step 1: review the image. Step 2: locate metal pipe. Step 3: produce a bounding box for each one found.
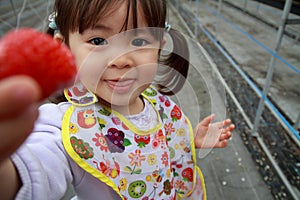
[251,0,293,137]
[255,1,261,13]
[243,0,248,11]
[294,112,300,130]
[170,1,300,198]
[215,0,223,40]
[251,1,300,196]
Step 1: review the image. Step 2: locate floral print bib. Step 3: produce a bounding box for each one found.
[62,84,206,200]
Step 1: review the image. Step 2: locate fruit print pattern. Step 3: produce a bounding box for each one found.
[128,180,147,198]
[159,179,173,196]
[170,105,182,122]
[125,149,146,175]
[134,134,151,148]
[69,122,79,134]
[70,136,94,159]
[69,87,95,104]
[143,87,157,97]
[182,167,193,182]
[63,85,205,200]
[65,83,97,106]
[119,178,127,192]
[77,109,97,129]
[151,129,167,150]
[93,156,120,179]
[92,132,109,152]
[105,128,125,153]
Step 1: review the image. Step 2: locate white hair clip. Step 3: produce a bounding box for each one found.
[165,22,171,32]
[48,12,58,30]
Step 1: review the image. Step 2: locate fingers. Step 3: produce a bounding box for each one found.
[219,129,232,140]
[228,124,235,131]
[0,76,41,119]
[217,123,234,148]
[223,118,233,127]
[211,120,234,148]
[0,76,41,162]
[0,104,39,162]
[199,114,215,126]
[219,122,234,139]
[195,115,235,149]
[214,140,228,148]
[212,119,235,131]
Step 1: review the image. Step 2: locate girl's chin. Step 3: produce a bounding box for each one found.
[98,93,134,107]
[98,93,143,115]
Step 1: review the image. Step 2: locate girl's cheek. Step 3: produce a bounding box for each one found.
[78,59,106,80]
[77,54,107,91]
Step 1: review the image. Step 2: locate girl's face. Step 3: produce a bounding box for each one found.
[68,1,163,114]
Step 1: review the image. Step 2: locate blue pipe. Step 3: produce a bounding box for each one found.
[183,5,300,140]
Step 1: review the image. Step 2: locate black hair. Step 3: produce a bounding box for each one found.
[47,0,189,103]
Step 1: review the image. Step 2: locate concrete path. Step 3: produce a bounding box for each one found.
[1,0,299,199]
[168,3,275,200]
[169,0,300,199]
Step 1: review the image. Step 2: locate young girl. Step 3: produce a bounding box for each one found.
[0,0,234,199]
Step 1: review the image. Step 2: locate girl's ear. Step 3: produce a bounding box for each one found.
[54,33,64,43]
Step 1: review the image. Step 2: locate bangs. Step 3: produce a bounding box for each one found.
[69,1,120,33]
[54,0,166,42]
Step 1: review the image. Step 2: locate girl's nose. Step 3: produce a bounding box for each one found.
[108,53,134,69]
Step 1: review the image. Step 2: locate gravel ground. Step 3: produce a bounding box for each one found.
[169,0,300,199]
[1,0,299,199]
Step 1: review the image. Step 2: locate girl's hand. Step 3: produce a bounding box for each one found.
[0,76,40,163]
[194,114,235,149]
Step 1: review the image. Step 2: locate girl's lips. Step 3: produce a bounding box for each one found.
[105,79,136,93]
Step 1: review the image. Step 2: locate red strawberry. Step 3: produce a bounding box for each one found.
[165,99,171,107]
[134,134,150,148]
[105,128,125,153]
[170,105,182,121]
[182,167,193,182]
[158,95,165,102]
[122,122,129,130]
[111,117,121,125]
[0,28,77,99]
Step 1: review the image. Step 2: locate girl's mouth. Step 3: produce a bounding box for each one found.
[105,78,136,93]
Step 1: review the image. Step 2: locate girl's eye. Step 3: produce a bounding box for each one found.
[89,37,108,46]
[132,38,149,47]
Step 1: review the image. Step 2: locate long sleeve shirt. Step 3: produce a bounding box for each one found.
[12,102,120,200]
